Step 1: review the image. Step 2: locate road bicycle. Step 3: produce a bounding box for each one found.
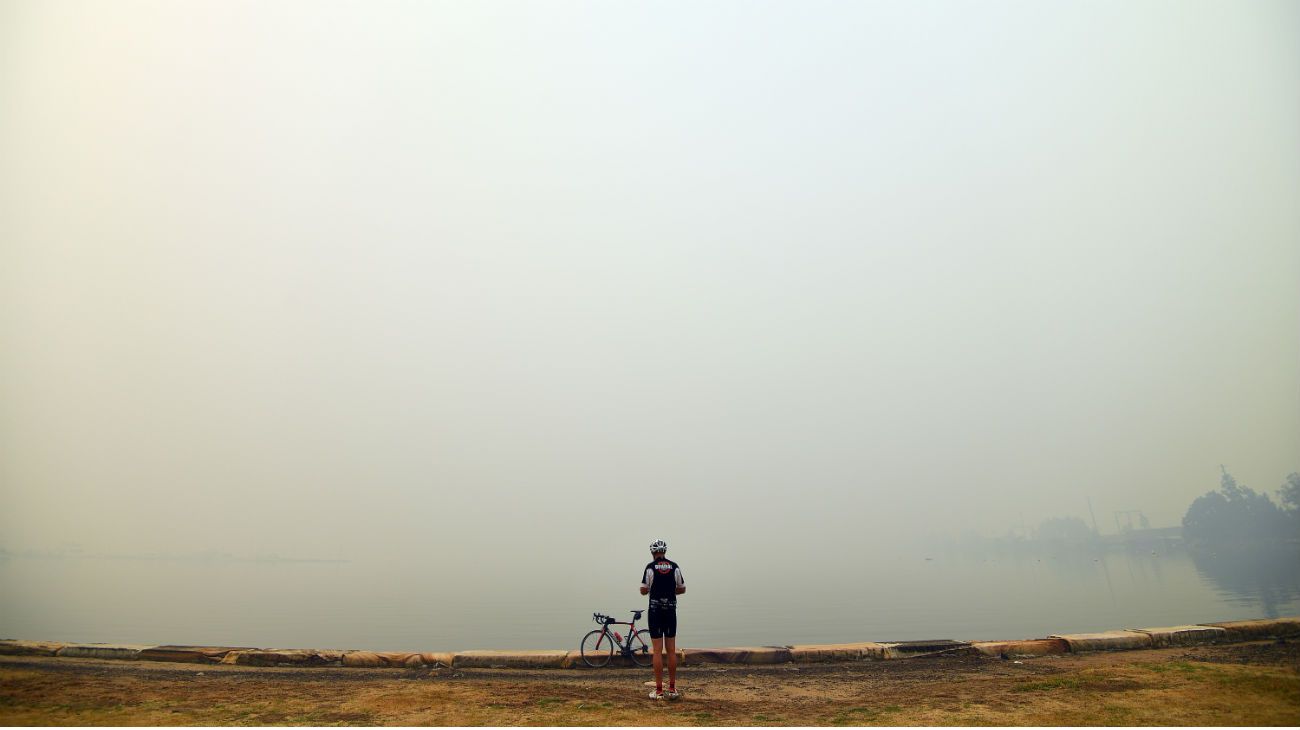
[580,610,653,667]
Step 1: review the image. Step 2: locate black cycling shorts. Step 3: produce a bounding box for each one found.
[648,606,677,639]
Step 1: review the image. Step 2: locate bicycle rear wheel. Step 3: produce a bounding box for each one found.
[629,629,654,667]
[580,629,614,668]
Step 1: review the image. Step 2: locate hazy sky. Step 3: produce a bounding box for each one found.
[2,0,1297,562]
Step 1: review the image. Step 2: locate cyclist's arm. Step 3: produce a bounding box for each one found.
[640,566,651,595]
[674,567,685,595]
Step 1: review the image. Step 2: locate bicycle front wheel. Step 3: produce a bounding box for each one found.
[629,629,654,667]
[580,629,614,668]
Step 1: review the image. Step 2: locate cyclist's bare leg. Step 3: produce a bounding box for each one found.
[665,637,677,690]
[651,637,664,691]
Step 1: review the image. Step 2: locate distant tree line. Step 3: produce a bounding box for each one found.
[950,467,1299,553]
[1182,467,1300,548]
[1034,516,1095,544]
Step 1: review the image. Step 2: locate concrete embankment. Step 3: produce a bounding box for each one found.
[3,616,1297,669]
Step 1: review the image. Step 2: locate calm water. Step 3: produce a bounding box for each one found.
[2,546,1298,651]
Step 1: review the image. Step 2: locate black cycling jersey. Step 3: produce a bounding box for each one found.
[641,558,684,609]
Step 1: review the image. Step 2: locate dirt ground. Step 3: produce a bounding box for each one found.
[2,640,1298,726]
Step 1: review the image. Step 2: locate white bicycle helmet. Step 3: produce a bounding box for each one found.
[649,539,667,553]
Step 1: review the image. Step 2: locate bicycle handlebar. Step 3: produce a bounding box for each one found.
[593,611,642,626]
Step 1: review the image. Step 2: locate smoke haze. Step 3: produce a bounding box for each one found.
[2,1,1298,574]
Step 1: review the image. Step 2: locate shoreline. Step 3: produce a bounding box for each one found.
[3,616,1297,670]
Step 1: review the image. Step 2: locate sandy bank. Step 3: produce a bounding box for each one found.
[2,640,1298,725]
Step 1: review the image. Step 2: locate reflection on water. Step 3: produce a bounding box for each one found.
[1189,545,1300,619]
[2,544,1298,650]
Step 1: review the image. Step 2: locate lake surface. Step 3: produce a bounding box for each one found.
[2,545,1298,652]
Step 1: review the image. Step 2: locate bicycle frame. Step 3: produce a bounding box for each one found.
[595,620,638,652]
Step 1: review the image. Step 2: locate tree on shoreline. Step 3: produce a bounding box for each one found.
[1278,472,1300,538]
[1182,467,1289,547]
[1035,516,1095,545]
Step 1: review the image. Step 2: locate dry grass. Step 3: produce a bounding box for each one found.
[2,642,1298,726]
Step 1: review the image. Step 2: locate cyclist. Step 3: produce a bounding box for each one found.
[640,539,684,700]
